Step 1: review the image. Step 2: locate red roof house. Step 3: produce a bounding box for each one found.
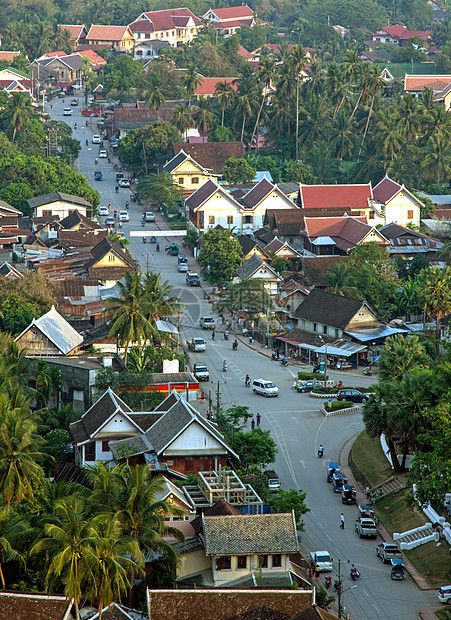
[195,77,237,98]
[371,25,431,46]
[298,184,373,211]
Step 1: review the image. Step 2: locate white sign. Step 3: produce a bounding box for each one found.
[129,230,187,237]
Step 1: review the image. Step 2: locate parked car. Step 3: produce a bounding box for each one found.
[390,558,405,580]
[355,517,378,538]
[200,317,215,329]
[252,379,279,397]
[193,362,209,381]
[145,211,155,222]
[118,178,131,188]
[327,462,340,483]
[296,379,322,393]
[376,543,402,563]
[118,211,129,222]
[63,107,72,116]
[358,504,376,520]
[337,389,369,403]
[94,171,103,181]
[92,135,101,144]
[98,206,109,216]
[105,216,115,226]
[438,585,451,604]
[99,149,107,158]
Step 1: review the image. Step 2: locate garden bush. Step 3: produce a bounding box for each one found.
[298,372,329,381]
[324,401,354,412]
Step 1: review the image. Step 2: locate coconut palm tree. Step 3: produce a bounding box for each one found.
[0,399,46,506]
[0,507,28,588]
[421,131,451,185]
[376,110,403,160]
[0,92,35,142]
[288,45,309,160]
[298,96,330,149]
[326,264,361,298]
[192,96,215,141]
[142,272,183,330]
[250,57,277,150]
[417,266,451,358]
[233,75,257,143]
[305,142,340,183]
[331,109,356,161]
[170,104,192,140]
[214,80,234,126]
[145,72,166,111]
[107,272,154,364]
[359,65,385,151]
[181,63,202,106]
[396,93,422,141]
[31,495,102,620]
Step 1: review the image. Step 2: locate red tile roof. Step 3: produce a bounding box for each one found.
[86,25,132,42]
[404,74,451,91]
[210,5,254,20]
[0,51,20,61]
[129,19,155,33]
[237,44,253,59]
[304,216,367,237]
[372,175,402,204]
[195,77,237,97]
[76,50,107,66]
[139,8,199,31]
[375,25,430,41]
[172,142,244,174]
[212,18,253,29]
[299,184,372,210]
[59,24,86,42]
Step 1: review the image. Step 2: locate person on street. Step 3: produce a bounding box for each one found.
[251,418,255,430]
[249,335,253,344]
[245,374,250,387]
[212,330,215,340]
[256,412,261,426]
[340,513,345,529]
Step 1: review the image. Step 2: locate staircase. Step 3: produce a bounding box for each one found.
[394,524,439,550]
[371,476,405,501]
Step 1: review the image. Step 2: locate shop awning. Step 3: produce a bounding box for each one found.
[345,326,409,343]
[314,342,366,357]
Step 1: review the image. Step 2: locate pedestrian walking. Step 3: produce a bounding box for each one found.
[365,486,370,500]
[212,330,215,340]
[340,513,345,529]
[251,418,255,430]
[200,391,205,402]
[249,335,253,344]
[256,412,261,426]
[206,411,211,420]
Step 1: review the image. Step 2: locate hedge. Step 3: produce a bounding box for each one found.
[312,387,339,394]
[298,372,329,381]
[324,401,354,412]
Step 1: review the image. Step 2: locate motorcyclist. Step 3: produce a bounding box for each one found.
[223,360,227,372]
[95,157,98,165]
[233,339,238,350]
[156,243,160,252]
[115,185,119,193]
[350,565,360,580]
[245,374,250,387]
[318,444,324,457]
[85,139,88,146]
[74,122,77,129]
[224,330,229,340]
[281,355,288,366]
[125,200,129,209]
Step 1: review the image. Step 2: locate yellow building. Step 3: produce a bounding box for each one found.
[129,8,199,48]
[86,25,135,51]
[163,151,211,195]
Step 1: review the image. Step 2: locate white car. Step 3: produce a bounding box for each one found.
[118,211,129,222]
[99,149,107,158]
[178,262,189,272]
[438,585,451,604]
[118,178,131,188]
[98,206,109,216]
[145,211,155,222]
[252,379,279,397]
[63,108,72,116]
[92,135,101,144]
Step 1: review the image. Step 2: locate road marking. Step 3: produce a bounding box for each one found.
[299,459,306,468]
[292,416,300,425]
[264,410,299,487]
[318,522,323,529]
[326,535,332,541]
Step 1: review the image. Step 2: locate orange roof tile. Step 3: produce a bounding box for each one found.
[195,77,237,97]
[87,25,132,42]
[299,184,372,210]
[404,74,451,91]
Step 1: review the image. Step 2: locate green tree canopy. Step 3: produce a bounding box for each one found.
[222,157,256,184]
[117,123,181,175]
[197,229,243,283]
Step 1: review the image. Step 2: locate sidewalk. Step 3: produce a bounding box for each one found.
[339,435,435,593]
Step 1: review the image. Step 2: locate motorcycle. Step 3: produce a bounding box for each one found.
[141,220,145,227]
[232,340,238,350]
[350,568,360,581]
[156,243,160,252]
[318,447,324,458]
[325,576,332,589]
[363,367,372,376]
[223,361,228,372]
[85,139,88,146]
[280,359,288,367]
[95,158,98,165]
[115,186,119,193]
[224,331,229,341]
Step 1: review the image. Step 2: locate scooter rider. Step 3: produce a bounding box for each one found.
[318,444,324,457]
[223,360,227,372]
[245,374,250,387]
[281,355,288,366]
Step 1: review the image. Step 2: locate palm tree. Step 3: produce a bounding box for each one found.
[192,96,215,142]
[139,172,184,209]
[0,92,35,142]
[289,45,309,160]
[142,272,183,330]
[145,72,166,111]
[378,334,427,383]
[359,66,385,152]
[396,93,422,141]
[181,63,202,106]
[107,272,154,364]
[214,80,234,126]
[233,75,257,143]
[31,495,102,620]
[417,266,451,358]
[0,507,28,588]
[298,96,330,148]
[331,109,355,161]
[305,142,340,183]
[326,264,361,298]
[250,57,277,150]
[421,131,451,185]
[89,517,144,619]
[376,110,403,160]
[0,400,46,506]
[170,104,192,140]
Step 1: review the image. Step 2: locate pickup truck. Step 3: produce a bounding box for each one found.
[355,517,378,538]
[376,542,402,563]
[186,272,200,286]
[187,338,206,352]
[309,550,333,572]
[266,470,281,491]
[193,362,209,381]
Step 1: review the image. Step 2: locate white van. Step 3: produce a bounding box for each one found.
[252,379,279,397]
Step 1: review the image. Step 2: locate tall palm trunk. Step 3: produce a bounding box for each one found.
[221,107,225,127]
[295,78,299,160]
[359,96,375,155]
[387,436,402,474]
[250,94,266,153]
[240,111,247,143]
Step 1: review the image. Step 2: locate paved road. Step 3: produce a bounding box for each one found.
[53,99,436,619]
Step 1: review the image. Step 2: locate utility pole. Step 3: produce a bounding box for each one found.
[338,559,342,619]
[216,381,220,410]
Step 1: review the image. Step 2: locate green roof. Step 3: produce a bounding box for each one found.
[381,62,436,79]
[3,67,31,79]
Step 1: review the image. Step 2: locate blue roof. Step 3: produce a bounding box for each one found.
[345,326,409,343]
[254,171,273,183]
